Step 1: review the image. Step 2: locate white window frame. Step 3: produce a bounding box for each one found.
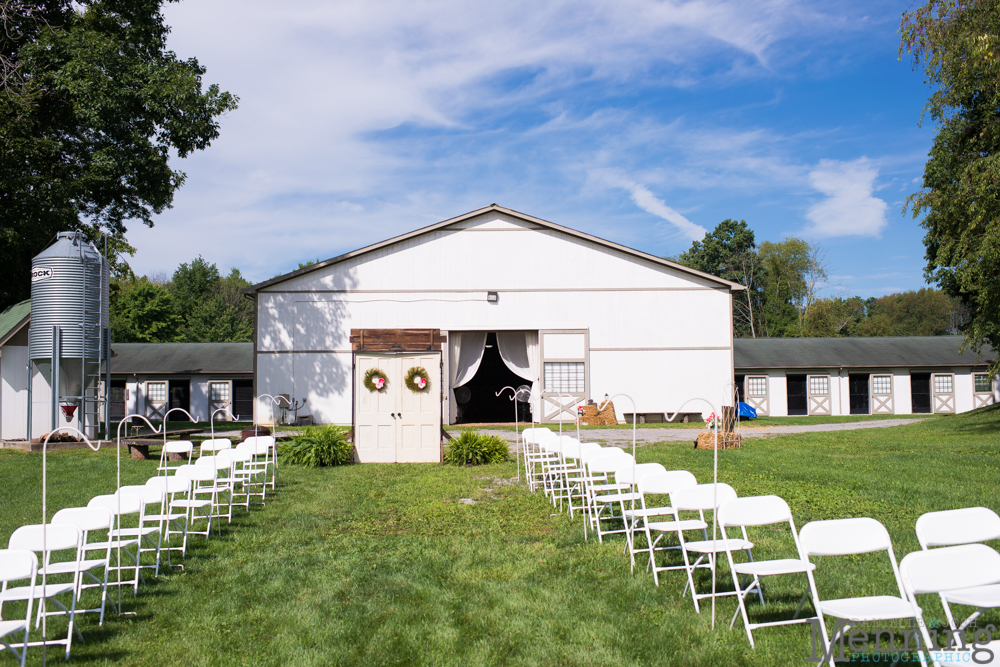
[209,380,233,420]
[539,329,589,422]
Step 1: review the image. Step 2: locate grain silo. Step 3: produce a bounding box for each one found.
[28,232,110,438]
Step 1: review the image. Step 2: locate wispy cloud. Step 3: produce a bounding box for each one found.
[590,169,708,241]
[803,158,888,238]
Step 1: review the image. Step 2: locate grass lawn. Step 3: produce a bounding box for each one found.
[1,406,998,665]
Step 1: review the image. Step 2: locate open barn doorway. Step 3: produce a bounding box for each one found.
[454,333,531,424]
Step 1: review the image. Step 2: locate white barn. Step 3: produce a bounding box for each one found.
[246,205,744,462]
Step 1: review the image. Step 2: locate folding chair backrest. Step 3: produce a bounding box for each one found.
[578,443,603,461]
[799,517,892,556]
[8,524,82,553]
[177,464,217,483]
[638,469,697,496]
[900,544,1000,596]
[718,495,793,528]
[540,437,562,454]
[616,462,663,486]
[118,485,164,506]
[215,449,236,469]
[146,475,189,495]
[243,436,275,453]
[230,447,253,464]
[672,483,738,512]
[588,451,632,475]
[163,440,194,454]
[200,438,232,455]
[0,548,37,584]
[196,455,217,468]
[88,492,143,517]
[915,507,1000,549]
[51,507,115,534]
[522,427,553,444]
[558,437,583,459]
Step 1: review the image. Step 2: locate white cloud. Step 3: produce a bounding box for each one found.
[803,158,888,238]
[590,170,708,241]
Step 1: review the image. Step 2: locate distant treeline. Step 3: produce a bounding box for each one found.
[672,219,963,339]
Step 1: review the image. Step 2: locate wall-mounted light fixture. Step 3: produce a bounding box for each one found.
[487,291,499,304]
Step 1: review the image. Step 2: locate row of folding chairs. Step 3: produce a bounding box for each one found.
[0,435,279,665]
[520,426,1000,666]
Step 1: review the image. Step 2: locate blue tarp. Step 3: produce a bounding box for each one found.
[737,402,757,419]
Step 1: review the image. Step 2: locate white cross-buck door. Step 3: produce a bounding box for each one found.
[932,373,955,414]
[355,353,441,463]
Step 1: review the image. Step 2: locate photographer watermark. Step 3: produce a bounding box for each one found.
[807,618,996,664]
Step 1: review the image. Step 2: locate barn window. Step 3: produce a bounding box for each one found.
[872,375,892,395]
[210,381,231,402]
[746,376,767,397]
[809,375,829,395]
[974,373,991,394]
[934,374,953,395]
[544,362,585,393]
[146,381,167,403]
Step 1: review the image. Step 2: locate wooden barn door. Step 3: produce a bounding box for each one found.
[397,353,442,463]
[355,355,398,463]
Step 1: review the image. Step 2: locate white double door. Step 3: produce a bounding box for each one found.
[354,353,441,463]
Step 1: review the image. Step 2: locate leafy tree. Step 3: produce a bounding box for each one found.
[758,238,812,337]
[677,219,764,337]
[901,0,1000,375]
[170,256,220,320]
[0,0,238,313]
[109,278,181,342]
[183,268,253,342]
[800,297,866,337]
[801,288,962,337]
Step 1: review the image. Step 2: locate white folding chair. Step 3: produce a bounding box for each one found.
[198,438,232,457]
[50,507,117,625]
[158,440,194,474]
[800,517,925,667]
[612,462,663,569]
[915,506,1000,633]
[718,495,817,647]
[197,450,236,524]
[672,483,750,613]
[87,494,146,595]
[901,543,1000,666]
[229,445,256,512]
[633,468,701,585]
[172,464,219,544]
[4,524,84,660]
[236,439,272,506]
[521,427,555,492]
[116,485,166,576]
[243,435,277,493]
[144,475,191,566]
[587,451,636,543]
[0,548,37,667]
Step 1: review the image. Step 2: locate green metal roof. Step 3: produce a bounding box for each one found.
[735,335,995,370]
[0,299,31,346]
[111,343,252,375]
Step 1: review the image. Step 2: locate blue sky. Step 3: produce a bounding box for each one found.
[130,0,936,298]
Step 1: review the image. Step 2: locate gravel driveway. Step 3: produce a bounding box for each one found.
[448,418,925,450]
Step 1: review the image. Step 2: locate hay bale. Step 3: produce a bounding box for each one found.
[694,432,742,450]
[580,401,618,426]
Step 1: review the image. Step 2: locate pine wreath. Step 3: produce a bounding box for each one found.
[404,366,430,392]
[363,368,388,392]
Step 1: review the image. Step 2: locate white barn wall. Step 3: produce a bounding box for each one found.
[0,345,28,440]
[767,371,788,417]
[254,212,737,425]
[894,370,913,414]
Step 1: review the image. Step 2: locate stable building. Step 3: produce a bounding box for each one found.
[245,205,744,462]
[734,336,998,417]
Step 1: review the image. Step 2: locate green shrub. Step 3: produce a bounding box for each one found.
[443,431,509,466]
[279,425,352,467]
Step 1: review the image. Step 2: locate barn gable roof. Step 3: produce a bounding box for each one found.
[244,204,745,294]
[734,335,995,370]
[0,299,31,347]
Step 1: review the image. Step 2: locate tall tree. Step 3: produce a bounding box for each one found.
[183,268,253,342]
[758,237,811,337]
[0,0,238,312]
[677,219,763,337]
[109,277,181,342]
[901,0,1000,375]
[170,256,220,320]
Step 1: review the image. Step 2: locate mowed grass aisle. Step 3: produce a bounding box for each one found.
[1,405,998,666]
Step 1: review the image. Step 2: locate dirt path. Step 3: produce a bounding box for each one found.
[449,418,925,449]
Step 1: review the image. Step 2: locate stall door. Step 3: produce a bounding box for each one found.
[932,373,955,414]
[355,354,441,463]
[807,375,832,416]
